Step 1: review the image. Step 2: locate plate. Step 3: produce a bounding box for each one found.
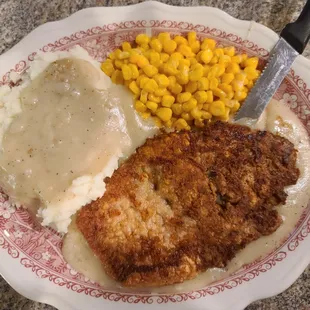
[0,2,309,310]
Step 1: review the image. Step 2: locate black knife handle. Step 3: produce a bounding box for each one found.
[280,0,310,54]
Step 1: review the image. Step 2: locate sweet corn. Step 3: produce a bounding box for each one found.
[140,90,148,103]
[201,38,216,50]
[175,118,190,130]
[158,32,171,43]
[135,100,147,112]
[177,92,192,103]
[163,40,177,54]
[156,107,172,122]
[174,35,188,45]
[136,34,150,45]
[185,81,198,93]
[143,79,158,93]
[209,100,225,116]
[102,31,261,129]
[183,98,197,112]
[162,95,175,107]
[194,91,208,104]
[149,39,163,53]
[148,93,161,103]
[129,81,140,95]
[200,49,213,64]
[101,62,114,76]
[146,100,158,112]
[128,64,139,79]
[171,103,183,115]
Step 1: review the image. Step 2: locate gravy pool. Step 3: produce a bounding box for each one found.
[63,99,310,292]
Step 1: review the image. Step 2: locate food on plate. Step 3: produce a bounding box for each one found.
[101,31,261,130]
[0,47,158,232]
[75,120,299,287]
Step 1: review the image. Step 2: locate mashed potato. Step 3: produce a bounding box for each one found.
[0,47,158,233]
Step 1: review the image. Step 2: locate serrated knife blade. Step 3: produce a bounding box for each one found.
[234,0,310,122]
[234,38,298,121]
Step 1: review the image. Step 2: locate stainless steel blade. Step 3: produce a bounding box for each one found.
[234,38,299,121]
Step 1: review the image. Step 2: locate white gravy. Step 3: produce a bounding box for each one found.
[0,58,157,218]
[63,99,310,293]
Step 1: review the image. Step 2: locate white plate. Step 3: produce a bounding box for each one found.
[0,2,309,310]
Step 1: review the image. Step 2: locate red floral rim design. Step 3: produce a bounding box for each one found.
[0,20,310,304]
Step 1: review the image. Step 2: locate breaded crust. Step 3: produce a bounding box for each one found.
[76,122,299,287]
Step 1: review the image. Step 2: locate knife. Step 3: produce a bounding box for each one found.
[234,0,310,122]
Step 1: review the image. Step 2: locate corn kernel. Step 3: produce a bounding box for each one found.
[148,93,161,103]
[136,34,150,45]
[179,58,191,67]
[170,83,183,94]
[203,65,211,77]
[209,56,219,65]
[114,59,123,69]
[243,57,259,69]
[156,107,172,122]
[122,41,131,51]
[185,81,198,93]
[128,64,139,79]
[140,90,148,103]
[211,64,225,77]
[209,77,219,90]
[214,48,224,57]
[163,40,177,54]
[181,112,193,121]
[206,90,214,103]
[209,100,225,116]
[114,49,122,59]
[226,62,240,74]
[143,79,158,93]
[224,99,236,108]
[168,76,177,87]
[153,74,170,88]
[183,98,197,112]
[235,72,246,82]
[143,65,158,77]
[200,49,213,64]
[203,103,210,111]
[164,63,179,76]
[162,95,175,107]
[171,52,184,61]
[177,44,194,57]
[118,51,130,60]
[222,73,234,84]
[129,81,140,95]
[135,100,147,112]
[201,38,216,50]
[201,111,212,119]
[155,88,170,97]
[231,100,241,112]
[174,35,188,45]
[146,100,158,112]
[223,46,235,57]
[219,83,233,94]
[227,91,234,100]
[191,107,202,119]
[196,77,209,91]
[149,51,161,66]
[187,32,197,44]
[174,118,190,131]
[234,91,247,101]
[231,55,243,64]
[218,107,230,121]
[108,52,116,60]
[171,103,183,115]
[194,91,208,104]
[189,58,198,66]
[141,111,151,119]
[247,80,254,89]
[101,62,114,77]
[244,67,259,80]
[149,38,163,53]
[111,70,124,84]
[190,41,200,53]
[213,87,226,99]
[177,92,192,103]
[158,32,171,43]
[160,53,170,63]
[189,63,203,82]
[219,55,231,67]
[176,64,189,85]
[231,80,244,92]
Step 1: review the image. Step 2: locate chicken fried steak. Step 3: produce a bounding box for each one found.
[76,122,299,287]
